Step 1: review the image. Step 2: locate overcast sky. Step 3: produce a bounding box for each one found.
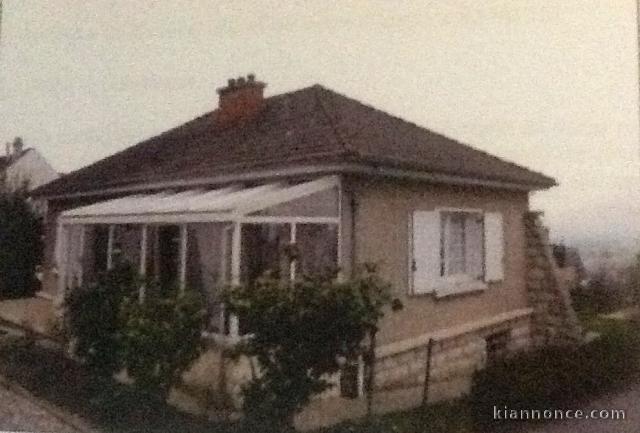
[1,1,638,247]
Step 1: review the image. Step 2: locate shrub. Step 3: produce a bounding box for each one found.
[64,262,137,376]
[65,265,207,401]
[0,190,42,299]
[224,264,392,431]
[471,321,640,428]
[119,290,207,399]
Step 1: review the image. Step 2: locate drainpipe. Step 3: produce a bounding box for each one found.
[350,196,357,278]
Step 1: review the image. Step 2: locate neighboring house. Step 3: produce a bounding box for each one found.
[1,137,59,193]
[31,75,581,425]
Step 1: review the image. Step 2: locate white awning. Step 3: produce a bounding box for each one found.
[60,176,339,225]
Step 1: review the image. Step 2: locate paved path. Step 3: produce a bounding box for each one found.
[0,379,88,433]
[517,383,640,433]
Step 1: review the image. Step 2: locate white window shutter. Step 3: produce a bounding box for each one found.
[484,212,504,282]
[412,211,441,293]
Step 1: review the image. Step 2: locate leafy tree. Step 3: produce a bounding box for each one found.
[224,264,392,431]
[0,189,43,298]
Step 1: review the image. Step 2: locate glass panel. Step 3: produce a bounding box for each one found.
[465,214,485,280]
[441,212,485,279]
[185,222,230,333]
[65,225,84,290]
[112,224,142,270]
[251,187,339,217]
[145,225,181,294]
[241,223,291,282]
[82,224,109,285]
[296,224,338,278]
[444,213,465,276]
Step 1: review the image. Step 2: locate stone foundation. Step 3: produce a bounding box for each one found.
[168,308,533,428]
[373,308,532,402]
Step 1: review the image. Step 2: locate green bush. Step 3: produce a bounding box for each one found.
[0,190,42,299]
[471,322,640,428]
[119,290,207,399]
[65,265,207,401]
[224,264,392,431]
[64,262,137,376]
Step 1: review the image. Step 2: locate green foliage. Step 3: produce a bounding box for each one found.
[571,268,623,315]
[119,290,207,398]
[64,262,137,376]
[0,190,42,298]
[471,319,640,428]
[224,263,392,431]
[322,400,473,433]
[64,265,207,400]
[628,253,640,305]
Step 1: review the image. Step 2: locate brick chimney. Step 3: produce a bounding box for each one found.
[215,74,266,126]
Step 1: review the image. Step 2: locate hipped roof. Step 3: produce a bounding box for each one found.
[34,85,556,198]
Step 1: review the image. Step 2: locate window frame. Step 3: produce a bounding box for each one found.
[439,209,486,282]
[410,207,499,298]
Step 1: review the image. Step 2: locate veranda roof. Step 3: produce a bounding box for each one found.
[59,176,339,225]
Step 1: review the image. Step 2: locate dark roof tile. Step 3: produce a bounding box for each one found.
[34,85,555,197]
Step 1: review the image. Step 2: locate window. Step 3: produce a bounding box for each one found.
[440,211,484,280]
[296,224,338,278]
[92,225,110,275]
[145,225,181,294]
[412,209,504,296]
[241,223,292,282]
[485,330,511,364]
[339,358,364,399]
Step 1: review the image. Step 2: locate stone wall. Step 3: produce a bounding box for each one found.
[373,311,531,402]
[169,309,534,420]
[524,212,583,346]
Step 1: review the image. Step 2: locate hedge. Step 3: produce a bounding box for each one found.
[471,321,640,428]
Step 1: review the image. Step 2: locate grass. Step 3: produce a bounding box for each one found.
[0,331,475,433]
[321,401,474,433]
[0,334,231,433]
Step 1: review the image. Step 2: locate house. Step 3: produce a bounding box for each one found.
[1,137,59,193]
[31,75,582,426]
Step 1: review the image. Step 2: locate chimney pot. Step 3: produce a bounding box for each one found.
[12,137,24,155]
[215,74,266,126]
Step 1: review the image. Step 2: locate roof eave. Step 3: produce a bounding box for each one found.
[36,162,555,201]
